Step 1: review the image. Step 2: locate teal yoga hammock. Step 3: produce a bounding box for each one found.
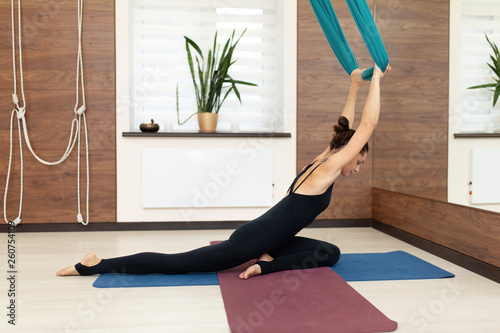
[309,0,389,81]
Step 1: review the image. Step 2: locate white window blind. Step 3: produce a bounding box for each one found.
[460,0,500,133]
[130,0,281,132]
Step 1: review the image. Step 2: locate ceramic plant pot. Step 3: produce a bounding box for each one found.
[197,113,218,133]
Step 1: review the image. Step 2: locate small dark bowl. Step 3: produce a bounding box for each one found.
[140,122,160,132]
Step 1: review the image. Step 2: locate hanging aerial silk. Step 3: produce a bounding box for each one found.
[309,0,389,81]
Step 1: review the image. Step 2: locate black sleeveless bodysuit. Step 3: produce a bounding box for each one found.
[75,162,340,275]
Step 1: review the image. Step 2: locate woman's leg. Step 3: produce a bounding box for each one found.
[72,239,261,276]
[255,236,341,275]
[58,221,270,276]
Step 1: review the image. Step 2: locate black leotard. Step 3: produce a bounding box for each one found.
[75,162,340,276]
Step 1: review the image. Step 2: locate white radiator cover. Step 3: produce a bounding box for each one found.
[470,148,500,204]
[142,148,273,208]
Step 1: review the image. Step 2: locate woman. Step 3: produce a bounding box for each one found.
[57,65,390,280]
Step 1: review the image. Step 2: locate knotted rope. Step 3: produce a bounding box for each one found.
[4,0,89,225]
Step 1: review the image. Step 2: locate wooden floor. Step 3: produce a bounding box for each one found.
[1,227,499,332]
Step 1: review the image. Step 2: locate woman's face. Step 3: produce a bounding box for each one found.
[341,152,367,177]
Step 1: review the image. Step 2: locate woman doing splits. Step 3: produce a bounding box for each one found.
[57,65,390,280]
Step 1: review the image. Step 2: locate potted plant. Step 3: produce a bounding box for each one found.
[176,29,257,132]
[468,34,500,108]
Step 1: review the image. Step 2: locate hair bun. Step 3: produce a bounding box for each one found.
[333,116,350,134]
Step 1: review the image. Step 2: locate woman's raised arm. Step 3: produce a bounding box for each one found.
[311,69,369,165]
[339,69,368,126]
[325,65,390,173]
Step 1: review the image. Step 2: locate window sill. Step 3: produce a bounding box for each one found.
[122,131,292,138]
[454,133,500,138]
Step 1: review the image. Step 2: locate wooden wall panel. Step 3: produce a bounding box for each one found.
[0,0,116,223]
[372,0,449,201]
[297,0,374,219]
[373,188,500,268]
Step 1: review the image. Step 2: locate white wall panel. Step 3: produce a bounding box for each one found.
[143,148,273,208]
[471,148,500,204]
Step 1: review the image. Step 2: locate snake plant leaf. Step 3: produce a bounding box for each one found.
[494,84,500,106]
[218,54,232,76]
[487,62,499,77]
[205,49,212,94]
[488,53,500,74]
[185,40,201,107]
[468,83,496,90]
[184,36,203,59]
[491,53,500,68]
[220,35,232,61]
[227,79,258,86]
[212,31,218,57]
[219,87,234,112]
[486,35,500,60]
[226,75,242,103]
[230,28,245,52]
[176,84,198,124]
[232,84,242,104]
[196,56,207,110]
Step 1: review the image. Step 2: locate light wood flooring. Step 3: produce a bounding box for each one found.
[1,227,499,332]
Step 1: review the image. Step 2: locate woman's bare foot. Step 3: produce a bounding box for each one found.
[239,264,262,280]
[257,253,273,262]
[56,252,101,276]
[239,253,274,280]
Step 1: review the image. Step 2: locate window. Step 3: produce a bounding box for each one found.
[460,0,500,133]
[129,0,283,132]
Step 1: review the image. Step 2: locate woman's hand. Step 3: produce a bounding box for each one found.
[373,64,391,79]
[350,68,367,88]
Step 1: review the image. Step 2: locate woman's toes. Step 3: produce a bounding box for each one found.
[56,265,79,276]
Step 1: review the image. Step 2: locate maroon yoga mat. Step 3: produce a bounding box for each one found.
[217,265,398,333]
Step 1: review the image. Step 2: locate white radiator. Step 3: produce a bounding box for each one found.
[142,148,273,208]
[470,148,500,204]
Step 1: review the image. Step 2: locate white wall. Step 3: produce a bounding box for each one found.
[115,1,298,222]
[448,1,500,213]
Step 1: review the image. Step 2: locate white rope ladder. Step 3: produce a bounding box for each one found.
[4,0,90,226]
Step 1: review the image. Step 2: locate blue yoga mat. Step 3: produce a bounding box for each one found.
[332,250,454,281]
[92,250,453,288]
[93,272,218,288]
